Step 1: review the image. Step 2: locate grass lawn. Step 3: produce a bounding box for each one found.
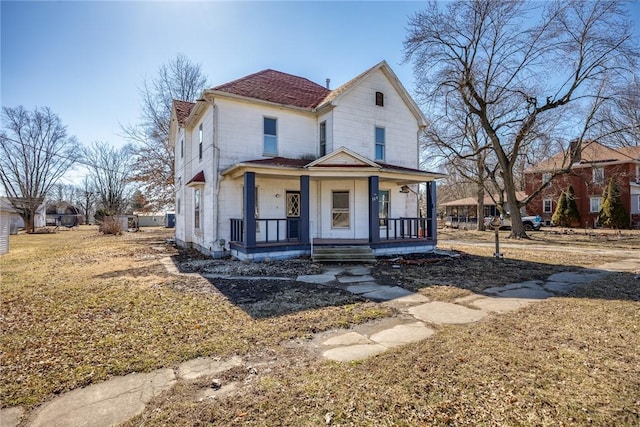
[0,227,388,409]
[2,226,639,425]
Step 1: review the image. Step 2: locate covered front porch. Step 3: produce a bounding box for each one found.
[227,172,438,261]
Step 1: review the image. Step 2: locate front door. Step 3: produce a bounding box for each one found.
[286,191,300,239]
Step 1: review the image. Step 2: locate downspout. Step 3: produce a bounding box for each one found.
[200,94,223,253]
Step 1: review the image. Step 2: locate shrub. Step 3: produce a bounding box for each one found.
[599,178,629,228]
[99,217,122,235]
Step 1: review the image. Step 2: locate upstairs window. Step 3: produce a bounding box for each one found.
[180,138,184,159]
[375,91,384,107]
[375,126,385,161]
[319,121,327,157]
[198,124,203,161]
[542,172,551,187]
[592,167,604,185]
[263,117,277,155]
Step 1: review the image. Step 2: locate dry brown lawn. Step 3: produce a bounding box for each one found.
[0,227,388,409]
[2,226,639,425]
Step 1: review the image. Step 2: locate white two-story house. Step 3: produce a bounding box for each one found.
[171,61,444,261]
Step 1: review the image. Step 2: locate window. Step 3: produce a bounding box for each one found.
[180,139,184,159]
[332,191,350,228]
[590,196,602,213]
[542,172,551,187]
[194,189,201,229]
[375,126,385,161]
[176,198,181,215]
[319,121,327,157]
[379,190,389,226]
[592,167,604,184]
[263,117,277,155]
[375,91,384,106]
[543,198,553,213]
[198,124,203,161]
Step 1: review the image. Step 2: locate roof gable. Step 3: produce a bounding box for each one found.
[529,141,640,172]
[306,147,380,168]
[209,69,330,109]
[317,60,427,126]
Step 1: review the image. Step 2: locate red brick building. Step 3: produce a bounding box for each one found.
[524,142,640,228]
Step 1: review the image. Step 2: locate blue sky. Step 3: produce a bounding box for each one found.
[2,1,425,153]
[2,0,640,179]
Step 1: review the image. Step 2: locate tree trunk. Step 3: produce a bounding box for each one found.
[503,173,528,239]
[476,186,485,231]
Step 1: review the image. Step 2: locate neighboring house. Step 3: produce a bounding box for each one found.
[441,192,528,229]
[171,61,444,261]
[0,197,46,230]
[525,142,640,228]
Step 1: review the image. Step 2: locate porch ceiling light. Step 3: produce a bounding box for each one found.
[399,185,410,194]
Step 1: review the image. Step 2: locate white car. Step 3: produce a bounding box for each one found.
[483,215,542,231]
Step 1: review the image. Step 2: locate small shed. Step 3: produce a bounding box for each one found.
[137,214,165,227]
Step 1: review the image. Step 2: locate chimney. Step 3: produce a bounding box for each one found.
[326,78,330,89]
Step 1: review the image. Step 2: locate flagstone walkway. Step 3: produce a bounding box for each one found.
[2,255,638,427]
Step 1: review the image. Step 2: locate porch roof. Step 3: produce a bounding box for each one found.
[221,156,445,182]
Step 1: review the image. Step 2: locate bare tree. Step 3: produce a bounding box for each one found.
[405,0,639,237]
[594,78,640,147]
[73,176,96,224]
[0,106,81,231]
[83,142,133,215]
[122,54,208,210]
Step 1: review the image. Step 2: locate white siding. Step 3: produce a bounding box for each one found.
[215,98,318,169]
[332,69,419,168]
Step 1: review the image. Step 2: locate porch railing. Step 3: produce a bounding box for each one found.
[230,218,300,245]
[231,216,432,246]
[380,217,432,240]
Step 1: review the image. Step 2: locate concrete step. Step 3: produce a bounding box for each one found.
[312,246,376,263]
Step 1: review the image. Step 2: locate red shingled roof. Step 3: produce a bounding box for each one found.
[186,171,205,186]
[211,70,331,109]
[174,100,195,125]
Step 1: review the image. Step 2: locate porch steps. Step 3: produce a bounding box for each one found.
[311,246,376,263]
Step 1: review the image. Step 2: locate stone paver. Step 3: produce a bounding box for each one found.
[546,270,609,284]
[337,274,376,284]
[362,286,414,301]
[296,274,336,284]
[345,283,384,294]
[408,301,487,324]
[28,369,176,427]
[322,332,373,346]
[496,286,553,299]
[322,344,388,362]
[468,296,534,313]
[343,266,371,275]
[177,356,243,381]
[196,382,240,401]
[543,281,578,294]
[369,322,435,347]
[0,407,24,427]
